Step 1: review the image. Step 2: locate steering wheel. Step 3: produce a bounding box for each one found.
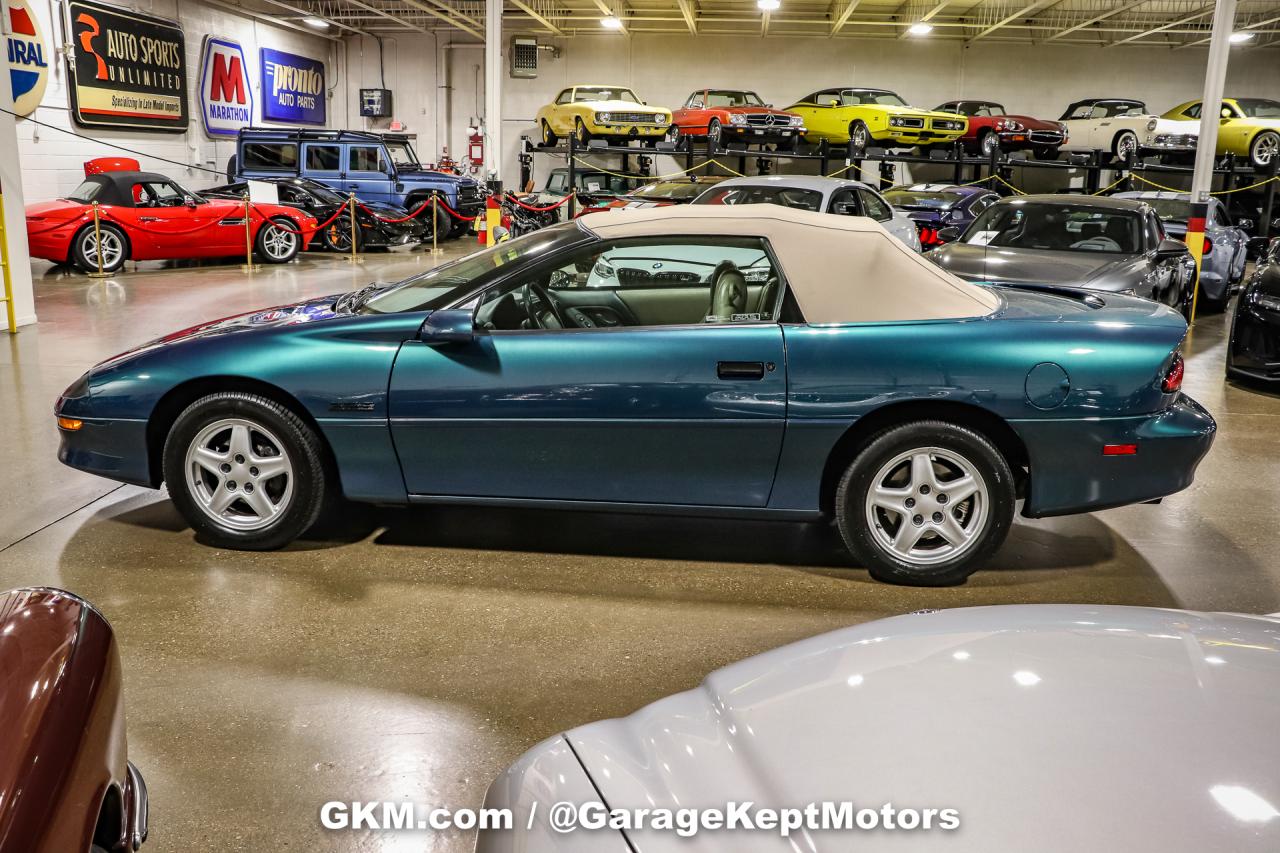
[525,281,572,329]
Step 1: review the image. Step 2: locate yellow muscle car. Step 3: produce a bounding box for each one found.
[786,87,967,152]
[1163,98,1280,167]
[536,85,672,148]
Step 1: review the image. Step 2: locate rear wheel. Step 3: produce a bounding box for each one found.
[163,392,330,550]
[320,213,362,252]
[835,421,1015,586]
[255,217,300,263]
[1249,131,1280,168]
[71,223,128,273]
[848,120,870,156]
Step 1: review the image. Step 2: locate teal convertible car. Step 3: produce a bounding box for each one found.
[56,206,1214,585]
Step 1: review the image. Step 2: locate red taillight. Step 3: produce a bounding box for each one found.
[1103,444,1138,456]
[917,226,944,247]
[1202,236,1212,255]
[1161,352,1184,394]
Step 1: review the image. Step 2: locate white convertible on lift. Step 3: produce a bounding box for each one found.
[1058,98,1199,161]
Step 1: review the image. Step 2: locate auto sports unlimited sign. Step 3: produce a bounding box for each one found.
[6,0,49,116]
[66,0,187,131]
[199,35,251,137]
[260,47,324,126]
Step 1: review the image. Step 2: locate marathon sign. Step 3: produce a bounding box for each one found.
[260,47,325,126]
[66,0,188,132]
[6,0,49,116]
[199,36,251,137]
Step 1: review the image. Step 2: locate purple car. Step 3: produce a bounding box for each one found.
[883,183,1000,249]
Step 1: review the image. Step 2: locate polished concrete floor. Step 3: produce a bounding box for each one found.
[2,246,1279,852]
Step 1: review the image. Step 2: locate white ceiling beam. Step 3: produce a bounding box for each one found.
[342,0,433,32]
[898,0,948,38]
[591,0,627,33]
[1178,11,1280,48]
[253,0,376,35]
[1108,5,1214,46]
[676,0,697,33]
[204,0,345,39]
[1045,0,1148,41]
[830,0,861,35]
[967,0,1053,42]
[510,0,565,35]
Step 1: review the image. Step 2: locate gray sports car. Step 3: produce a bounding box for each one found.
[928,194,1193,311]
[478,604,1280,853]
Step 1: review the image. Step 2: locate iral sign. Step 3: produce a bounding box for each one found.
[5,0,50,116]
[199,36,251,137]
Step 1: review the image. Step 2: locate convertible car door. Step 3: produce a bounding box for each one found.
[388,236,788,507]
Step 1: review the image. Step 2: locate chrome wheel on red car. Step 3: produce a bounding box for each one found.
[255,218,300,264]
[707,118,722,148]
[72,223,127,273]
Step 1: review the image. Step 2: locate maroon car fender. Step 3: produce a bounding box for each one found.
[0,588,146,853]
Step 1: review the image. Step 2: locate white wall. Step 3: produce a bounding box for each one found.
[13,0,339,200]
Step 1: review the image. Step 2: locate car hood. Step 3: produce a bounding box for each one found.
[396,168,475,186]
[717,106,797,116]
[1002,114,1062,131]
[929,241,1145,290]
[581,100,669,114]
[566,605,1280,853]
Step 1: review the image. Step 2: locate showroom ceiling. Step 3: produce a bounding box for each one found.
[253,0,1280,47]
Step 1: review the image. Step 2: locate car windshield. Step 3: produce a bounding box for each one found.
[705,91,764,107]
[1233,98,1280,119]
[1142,198,1193,223]
[962,202,1141,254]
[633,180,721,201]
[384,141,420,168]
[885,190,963,211]
[361,225,585,314]
[576,87,639,103]
[839,89,907,107]
[66,179,105,203]
[573,172,632,194]
[695,185,823,211]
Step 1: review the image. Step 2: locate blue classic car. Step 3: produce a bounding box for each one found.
[55,206,1215,585]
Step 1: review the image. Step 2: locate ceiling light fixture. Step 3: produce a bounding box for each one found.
[302,15,331,29]
[908,21,933,35]
[600,15,623,29]
[757,0,780,10]
[1229,31,1255,43]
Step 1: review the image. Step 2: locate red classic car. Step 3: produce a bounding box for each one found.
[933,100,1067,160]
[670,89,806,150]
[0,588,147,853]
[26,168,317,274]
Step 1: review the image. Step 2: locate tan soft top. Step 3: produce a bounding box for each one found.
[577,204,999,323]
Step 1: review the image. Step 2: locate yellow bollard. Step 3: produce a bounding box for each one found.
[0,183,17,332]
[240,195,260,273]
[346,194,362,264]
[87,202,112,279]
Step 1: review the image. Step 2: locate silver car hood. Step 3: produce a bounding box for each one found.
[930,242,1145,291]
[565,605,1280,852]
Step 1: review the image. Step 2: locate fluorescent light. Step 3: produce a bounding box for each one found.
[600,15,623,29]
[757,0,780,10]
[302,15,331,29]
[908,21,933,35]
[1230,31,1255,43]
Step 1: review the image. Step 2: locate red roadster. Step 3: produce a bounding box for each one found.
[670,89,806,150]
[933,99,1067,160]
[26,168,317,273]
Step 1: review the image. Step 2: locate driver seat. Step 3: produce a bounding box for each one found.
[707,261,748,323]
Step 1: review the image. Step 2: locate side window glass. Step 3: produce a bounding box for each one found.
[1213,206,1231,227]
[1185,104,1201,119]
[858,189,892,222]
[547,172,567,192]
[349,146,386,173]
[242,142,298,171]
[556,89,573,105]
[473,237,783,331]
[828,189,862,216]
[306,145,341,171]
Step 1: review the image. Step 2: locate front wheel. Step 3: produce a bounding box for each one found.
[1249,131,1279,168]
[255,217,300,263]
[835,421,1015,586]
[707,118,722,149]
[1112,130,1139,164]
[848,120,869,156]
[978,130,1000,158]
[163,392,331,550]
[574,118,592,146]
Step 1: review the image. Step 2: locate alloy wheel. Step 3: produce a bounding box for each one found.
[261,224,298,260]
[863,446,988,566]
[981,132,999,157]
[82,229,123,269]
[1253,132,1278,167]
[185,418,295,531]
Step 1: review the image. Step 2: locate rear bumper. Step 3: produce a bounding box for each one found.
[1014,394,1216,517]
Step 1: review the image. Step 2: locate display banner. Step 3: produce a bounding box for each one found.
[66,0,187,131]
[199,35,251,137]
[260,47,324,126]
[6,0,50,116]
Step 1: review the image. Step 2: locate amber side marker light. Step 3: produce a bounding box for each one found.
[1103,444,1138,456]
[57,416,83,431]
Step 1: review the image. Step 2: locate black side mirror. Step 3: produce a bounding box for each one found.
[1155,237,1190,260]
[937,225,962,243]
[420,309,477,344]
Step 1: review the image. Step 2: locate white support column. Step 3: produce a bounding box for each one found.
[0,13,37,329]
[484,0,503,189]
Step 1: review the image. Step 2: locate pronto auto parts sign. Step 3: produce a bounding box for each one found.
[66,0,187,132]
[199,35,251,137]
[260,47,325,126]
[6,0,49,115]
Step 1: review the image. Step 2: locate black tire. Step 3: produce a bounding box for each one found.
[71,222,128,273]
[1112,130,1139,164]
[403,195,446,242]
[574,118,592,146]
[978,130,1000,158]
[848,120,869,156]
[320,213,362,253]
[162,392,331,550]
[707,118,722,149]
[834,420,1015,586]
[541,120,557,147]
[1249,130,1279,168]
[254,216,301,263]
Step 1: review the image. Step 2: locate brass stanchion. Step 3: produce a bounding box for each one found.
[87,202,112,279]
[240,195,260,273]
[346,193,362,264]
[429,195,442,256]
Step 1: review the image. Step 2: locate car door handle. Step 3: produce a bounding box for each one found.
[717,361,766,380]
